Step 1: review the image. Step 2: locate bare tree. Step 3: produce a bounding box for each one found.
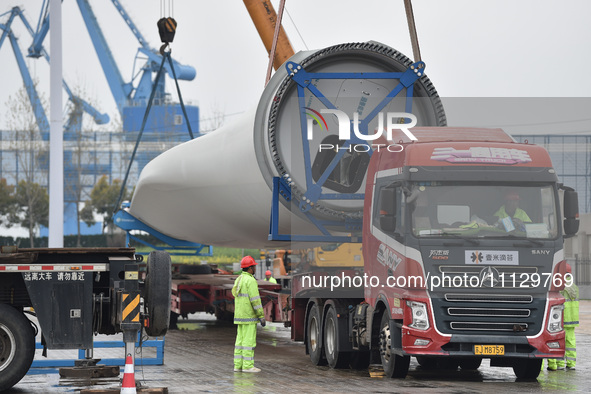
[3,84,49,246]
[202,102,226,133]
[63,89,106,246]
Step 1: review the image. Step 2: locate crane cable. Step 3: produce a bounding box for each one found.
[160,0,174,19]
[403,0,421,63]
[265,0,287,86]
[113,6,195,218]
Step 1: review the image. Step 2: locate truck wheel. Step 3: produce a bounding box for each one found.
[324,306,350,369]
[459,357,482,370]
[306,304,326,366]
[0,305,35,392]
[145,251,172,337]
[379,312,410,378]
[513,359,542,380]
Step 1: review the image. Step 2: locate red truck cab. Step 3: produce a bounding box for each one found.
[361,127,578,378]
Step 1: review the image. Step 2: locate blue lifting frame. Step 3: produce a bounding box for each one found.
[114,205,212,256]
[268,60,425,243]
[30,335,164,370]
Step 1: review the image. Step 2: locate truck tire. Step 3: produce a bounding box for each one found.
[0,304,35,392]
[379,312,410,378]
[145,251,172,337]
[306,304,326,366]
[513,359,542,380]
[323,306,350,369]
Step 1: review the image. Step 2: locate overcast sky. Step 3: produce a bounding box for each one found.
[1,0,590,133]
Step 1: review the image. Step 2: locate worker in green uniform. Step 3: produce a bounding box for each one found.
[232,256,266,373]
[547,263,579,371]
[264,270,277,284]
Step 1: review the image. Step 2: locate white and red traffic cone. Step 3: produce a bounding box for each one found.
[121,354,137,394]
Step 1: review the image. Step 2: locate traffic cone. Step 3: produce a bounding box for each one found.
[121,354,136,394]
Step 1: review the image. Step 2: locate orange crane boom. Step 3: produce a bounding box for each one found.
[243,0,295,70]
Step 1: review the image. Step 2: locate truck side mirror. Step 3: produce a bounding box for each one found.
[379,188,396,232]
[563,189,579,237]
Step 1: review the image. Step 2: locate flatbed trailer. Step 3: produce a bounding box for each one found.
[169,272,289,326]
[0,246,172,391]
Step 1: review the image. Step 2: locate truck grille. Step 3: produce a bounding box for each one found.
[449,322,529,331]
[437,265,539,289]
[444,293,533,303]
[447,307,530,317]
[432,291,542,335]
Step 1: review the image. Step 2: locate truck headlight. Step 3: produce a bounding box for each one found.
[547,304,564,333]
[407,301,430,330]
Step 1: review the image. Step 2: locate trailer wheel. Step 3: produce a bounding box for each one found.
[306,304,326,366]
[379,312,410,378]
[0,305,35,392]
[145,251,172,337]
[324,306,350,369]
[512,359,542,380]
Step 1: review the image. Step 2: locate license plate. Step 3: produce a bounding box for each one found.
[474,345,504,355]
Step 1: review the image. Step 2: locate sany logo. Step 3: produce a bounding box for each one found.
[306,109,418,141]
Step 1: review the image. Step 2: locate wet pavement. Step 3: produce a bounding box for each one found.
[10,301,591,393]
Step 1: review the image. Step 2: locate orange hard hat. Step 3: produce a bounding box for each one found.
[240,256,258,268]
[265,270,272,276]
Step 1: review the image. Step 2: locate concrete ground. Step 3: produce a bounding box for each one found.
[10,301,591,393]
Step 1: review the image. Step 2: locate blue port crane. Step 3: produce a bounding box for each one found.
[1,0,201,242]
[0,5,109,132]
[25,0,199,134]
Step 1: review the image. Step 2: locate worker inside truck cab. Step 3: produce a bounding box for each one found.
[264,270,277,284]
[494,191,532,231]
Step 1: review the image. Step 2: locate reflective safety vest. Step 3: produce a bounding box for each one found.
[265,277,277,284]
[561,283,579,327]
[232,271,264,324]
[494,206,532,222]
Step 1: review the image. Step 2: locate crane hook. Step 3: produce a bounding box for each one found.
[157,17,176,55]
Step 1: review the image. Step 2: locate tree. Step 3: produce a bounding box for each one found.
[12,180,49,247]
[63,88,105,246]
[0,179,16,227]
[3,83,49,245]
[82,175,129,233]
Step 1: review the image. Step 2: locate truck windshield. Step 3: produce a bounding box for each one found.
[409,183,558,239]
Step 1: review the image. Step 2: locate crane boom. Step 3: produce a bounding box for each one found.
[0,8,49,132]
[243,0,294,71]
[1,5,109,130]
[76,0,131,114]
